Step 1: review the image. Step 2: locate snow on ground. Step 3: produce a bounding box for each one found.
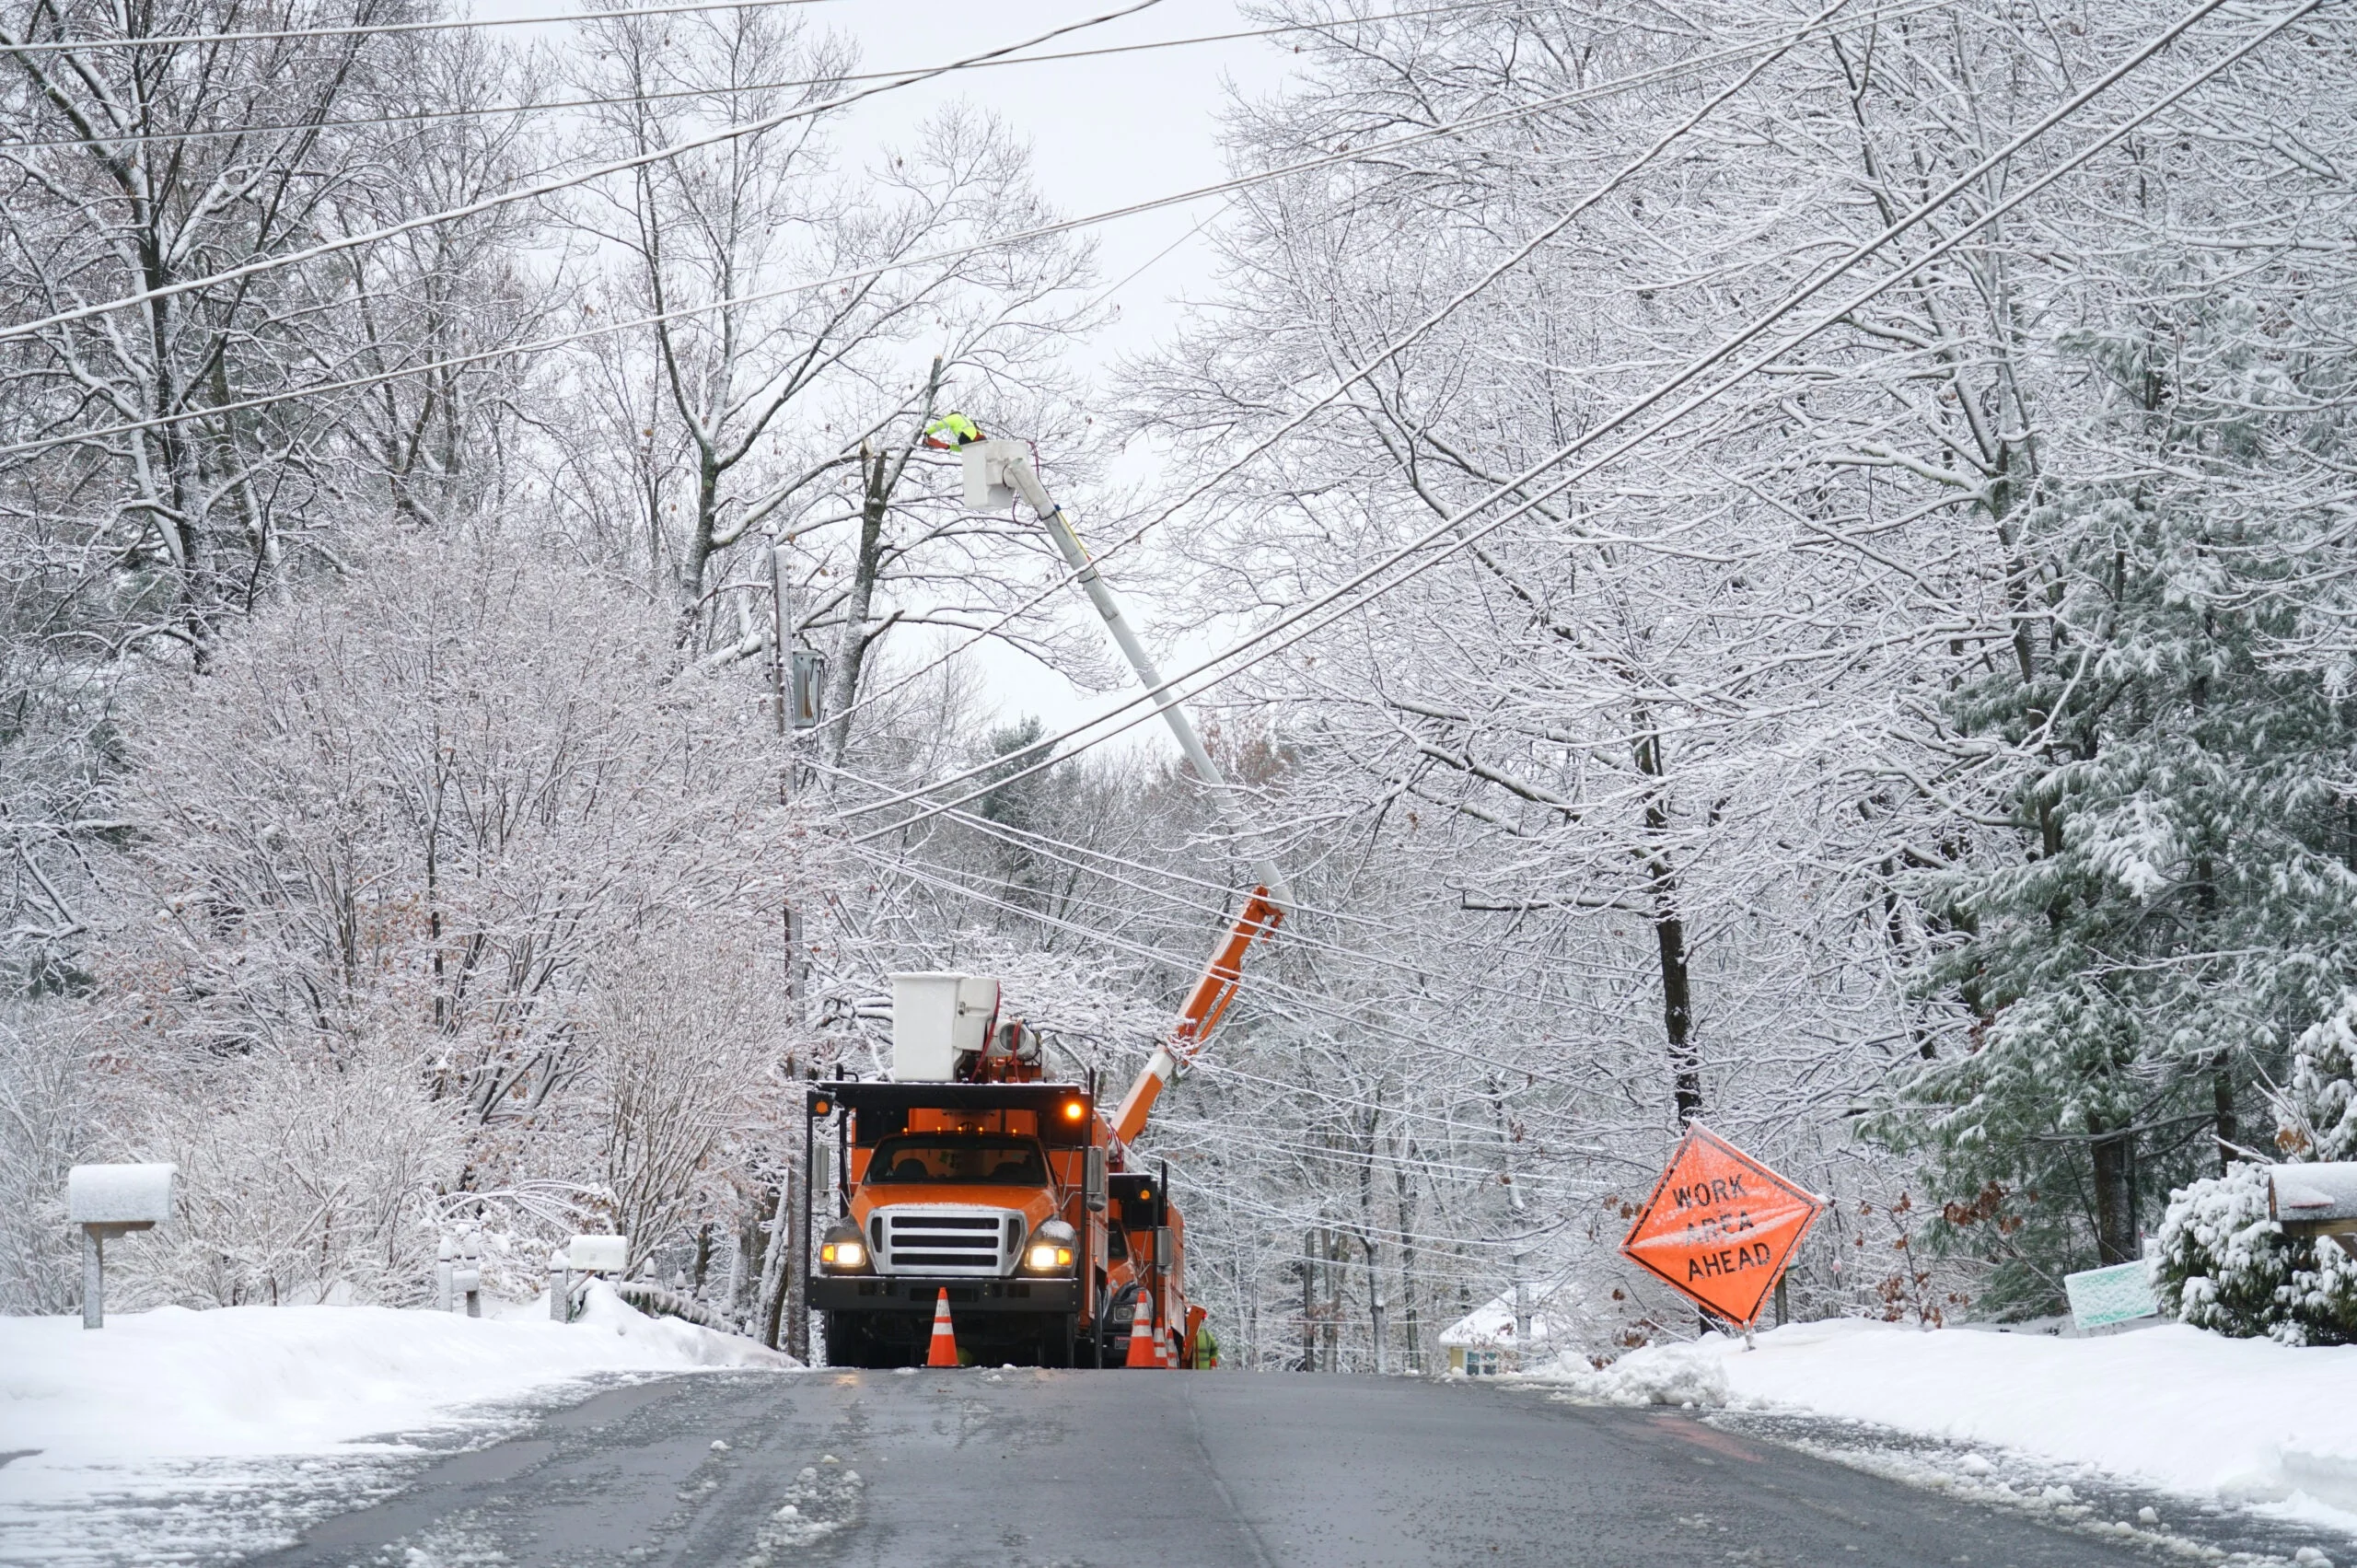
[1529,1318,2357,1543]
[0,1283,796,1566]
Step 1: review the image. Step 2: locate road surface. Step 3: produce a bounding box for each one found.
[250,1369,2160,1568]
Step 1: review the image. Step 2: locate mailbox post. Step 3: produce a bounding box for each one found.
[67,1163,175,1329]
[436,1229,484,1317]
[551,1234,626,1323]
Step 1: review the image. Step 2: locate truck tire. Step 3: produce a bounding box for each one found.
[820,1311,876,1368]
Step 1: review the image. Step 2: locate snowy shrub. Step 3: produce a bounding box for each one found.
[83,532,811,1309]
[2155,1162,2357,1345]
[121,1040,463,1308]
[0,1008,96,1313]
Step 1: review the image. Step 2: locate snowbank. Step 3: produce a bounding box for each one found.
[1531,1318,2357,1519]
[2,1283,789,1467]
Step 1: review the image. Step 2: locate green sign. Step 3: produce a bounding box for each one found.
[2064,1261,2158,1330]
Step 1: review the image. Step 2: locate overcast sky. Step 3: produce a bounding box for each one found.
[474,0,1301,744]
[830,0,1295,366]
[822,0,1302,746]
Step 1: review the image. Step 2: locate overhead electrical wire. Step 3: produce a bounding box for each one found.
[840,835,1604,1094]
[0,0,1512,153]
[0,2,1943,459]
[838,814,1591,1038]
[1147,1115,1611,1194]
[822,0,2299,845]
[759,0,1964,739]
[0,0,1168,347]
[0,0,840,52]
[829,812,1644,1230]
[761,2,2311,1174]
[803,750,1623,1007]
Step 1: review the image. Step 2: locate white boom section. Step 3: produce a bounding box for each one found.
[964,440,1294,912]
[964,438,1293,1142]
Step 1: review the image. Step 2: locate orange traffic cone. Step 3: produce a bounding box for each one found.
[925,1287,958,1368]
[1123,1297,1159,1368]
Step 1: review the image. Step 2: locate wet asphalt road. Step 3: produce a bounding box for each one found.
[249,1369,2161,1568]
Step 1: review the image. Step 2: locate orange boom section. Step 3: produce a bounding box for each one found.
[1110,888,1284,1145]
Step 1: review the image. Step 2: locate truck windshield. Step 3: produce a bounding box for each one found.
[866,1135,1049,1186]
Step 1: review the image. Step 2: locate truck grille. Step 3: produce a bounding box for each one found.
[870,1206,1025,1277]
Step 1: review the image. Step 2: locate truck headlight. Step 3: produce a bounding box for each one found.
[819,1220,869,1273]
[1021,1219,1077,1274]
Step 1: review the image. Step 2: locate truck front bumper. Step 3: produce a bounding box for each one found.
[811,1274,1081,1315]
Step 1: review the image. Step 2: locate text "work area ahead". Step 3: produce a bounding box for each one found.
[1620,1124,1824,1326]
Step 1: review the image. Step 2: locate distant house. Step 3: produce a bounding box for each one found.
[1437,1288,1577,1375]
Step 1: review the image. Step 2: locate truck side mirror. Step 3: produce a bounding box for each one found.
[1085,1147,1107,1212]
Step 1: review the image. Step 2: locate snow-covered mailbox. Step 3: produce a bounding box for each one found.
[67,1163,175,1329]
[2270,1163,2357,1255]
[550,1233,627,1322]
[436,1230,484,1318]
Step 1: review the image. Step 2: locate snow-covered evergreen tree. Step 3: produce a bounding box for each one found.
[1899,282,2357,1309]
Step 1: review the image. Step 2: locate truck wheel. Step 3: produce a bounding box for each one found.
[820,1312,872,1368]
[1041,1317,1074,1368]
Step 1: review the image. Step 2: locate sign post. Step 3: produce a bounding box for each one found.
[1620,1125,1823,1333]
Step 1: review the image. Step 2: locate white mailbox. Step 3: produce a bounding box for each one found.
[568,1234,628,1273]
[69,1162,175,1330]
[888,971,999,1082]
[68,1163,175,1226]
[2270,1163,2357,1248]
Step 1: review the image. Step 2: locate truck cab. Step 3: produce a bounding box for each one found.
[804,974,1190,1368]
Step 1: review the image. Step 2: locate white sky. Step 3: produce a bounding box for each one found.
[472,0,1300,749]
[820,0,1300,750]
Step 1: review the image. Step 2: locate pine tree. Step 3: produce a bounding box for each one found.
[1891,289,2357,1313]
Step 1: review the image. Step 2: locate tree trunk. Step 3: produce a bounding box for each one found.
[1322,1227,1343,1371]
[1634,727,1701,1121]
[1393,1147,1422,1374]
[2090,1126,2137,1265]
[1299,1235,1317,1372]
[822,444,890,768]
[758,1179,792,1350]
[2214,1066,2238,1176]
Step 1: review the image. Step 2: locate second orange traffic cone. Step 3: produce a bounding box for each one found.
[925,1287,959,1367]
[1124,1296,1159,1368]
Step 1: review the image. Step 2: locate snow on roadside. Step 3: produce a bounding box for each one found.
[0,1283,796,1566]
[1527,1318,2357,1537]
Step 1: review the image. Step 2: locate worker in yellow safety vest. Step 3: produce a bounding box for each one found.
[1190,1318,1219,1369]
[923,411,985,448]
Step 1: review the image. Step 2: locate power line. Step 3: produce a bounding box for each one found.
[0,0,837,54]
[0,0,1167,348]
[764,0,1959,740]
[0,1,1507,153]
[828,824,1651,1162]
[824,0,2286,843]
[841,836,1601,1093]
[803,751,1600,1000]
[864,820,1585,1033]
[0,7,1913,459]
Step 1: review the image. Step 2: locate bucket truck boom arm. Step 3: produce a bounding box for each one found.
[960,438,1290,1144]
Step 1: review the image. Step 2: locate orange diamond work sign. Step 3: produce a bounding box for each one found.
[1620,1123,1824,1326]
